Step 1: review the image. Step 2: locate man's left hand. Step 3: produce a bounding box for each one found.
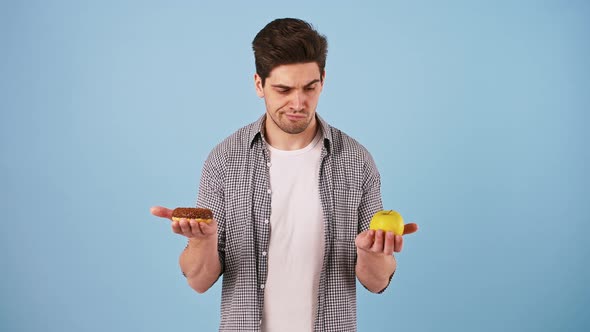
[355,223,418,255]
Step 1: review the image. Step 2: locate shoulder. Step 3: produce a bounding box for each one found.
[325,122,381,193]
[205,119,261,166]
[328,125,374,164]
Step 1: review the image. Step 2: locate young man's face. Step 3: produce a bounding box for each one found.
[255,62,324,135]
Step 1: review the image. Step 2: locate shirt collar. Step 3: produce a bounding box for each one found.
[248,113,333,153]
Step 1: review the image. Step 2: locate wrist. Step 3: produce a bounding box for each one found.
[187,235,217,249]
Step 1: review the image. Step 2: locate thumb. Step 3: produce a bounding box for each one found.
[403,223,419,235]
[150,206,173,220]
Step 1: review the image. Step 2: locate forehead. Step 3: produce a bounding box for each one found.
[266,62,322,85]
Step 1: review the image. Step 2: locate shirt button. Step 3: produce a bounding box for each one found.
[264,219,269,224]
[262,251,267,256]
[267,162,271,167]
[260,284,265,290]
[267,189,272,194]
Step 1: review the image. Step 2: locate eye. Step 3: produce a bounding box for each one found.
[277,88,290,94]
[305,86,316,91]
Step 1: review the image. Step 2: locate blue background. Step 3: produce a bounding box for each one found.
[1,0,589,331]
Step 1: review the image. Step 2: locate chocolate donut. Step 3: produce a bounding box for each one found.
[172,207,213,223]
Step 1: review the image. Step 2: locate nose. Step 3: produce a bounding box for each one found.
[289,90,305,111]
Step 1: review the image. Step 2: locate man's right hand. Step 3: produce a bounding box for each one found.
[151,205,221,293]
[150,206,217,239]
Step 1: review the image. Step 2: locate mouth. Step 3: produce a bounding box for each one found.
[284,113,307,121]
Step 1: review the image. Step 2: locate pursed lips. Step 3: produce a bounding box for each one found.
[284,113,307,120]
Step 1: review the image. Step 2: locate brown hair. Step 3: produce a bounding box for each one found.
[252,18,328,86]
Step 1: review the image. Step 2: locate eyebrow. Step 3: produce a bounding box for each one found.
[271,79,321,90]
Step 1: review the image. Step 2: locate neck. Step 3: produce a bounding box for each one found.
[264,115,318,151]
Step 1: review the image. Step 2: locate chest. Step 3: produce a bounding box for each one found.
[223,145,364,241]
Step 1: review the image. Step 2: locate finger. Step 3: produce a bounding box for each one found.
[371,230,385,253]
[355,230,374,250]
[171,220,182,234]
[198,220,217,236]
[394,235,404,252]
[190,220,203,237]
[364,230,376,248]
[178,219,193,236]
[403,223,419,235]
[383,232,395,255]
[151,206,173,220]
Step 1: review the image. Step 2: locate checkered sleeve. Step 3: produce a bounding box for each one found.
[196,146,227,276]
[357,146,395,294]
[358,146,383,233]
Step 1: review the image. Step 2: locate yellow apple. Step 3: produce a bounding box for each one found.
[369,210,404,235]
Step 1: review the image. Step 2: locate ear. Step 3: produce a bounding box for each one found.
[319,70,326,92]
[254,73,264,98]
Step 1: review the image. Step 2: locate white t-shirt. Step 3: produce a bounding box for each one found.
[262,131,325,332]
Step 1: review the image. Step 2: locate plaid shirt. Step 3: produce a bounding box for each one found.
[196,114,385,331]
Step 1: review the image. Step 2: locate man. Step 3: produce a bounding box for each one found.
[151,18,418,332]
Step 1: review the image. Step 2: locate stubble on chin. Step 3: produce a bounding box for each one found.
[277,113,312,134]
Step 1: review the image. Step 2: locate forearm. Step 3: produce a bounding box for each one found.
[179,237,221,294]
[356,249,396,293]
